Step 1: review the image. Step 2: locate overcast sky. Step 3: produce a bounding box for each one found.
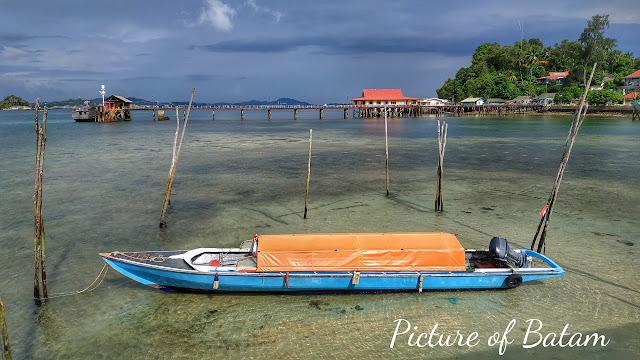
[1,0,639,104]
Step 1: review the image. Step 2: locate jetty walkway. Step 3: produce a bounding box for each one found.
[129,104,545,120]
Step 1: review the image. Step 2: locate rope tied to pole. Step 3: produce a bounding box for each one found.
[41,264,109,300]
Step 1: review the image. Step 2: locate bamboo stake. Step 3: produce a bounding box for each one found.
[384,105,390,196]
[435,120,447,212]
[33,100,40,300]
[303,129,313,219]
[33,100,48,300]
[0,296,12,360]
[40,107,48,300]
[168,106,179,203]
[160,88,195,228]
[531,63,596,252]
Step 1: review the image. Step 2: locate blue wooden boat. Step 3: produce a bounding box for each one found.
[100,233,563,293]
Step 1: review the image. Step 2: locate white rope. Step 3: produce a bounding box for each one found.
[45,264,109,299]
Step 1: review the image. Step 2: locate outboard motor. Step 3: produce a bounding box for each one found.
[489,237,532,268]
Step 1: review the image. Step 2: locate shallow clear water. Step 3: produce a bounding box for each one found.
[0,109,638,359]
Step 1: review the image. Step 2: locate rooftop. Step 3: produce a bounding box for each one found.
[624,69,640,79]
[106,95,132,103]
[538,71,569,80]
[351,89,419,101]
[536,93,556,99]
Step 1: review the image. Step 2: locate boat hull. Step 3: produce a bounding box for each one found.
[101,250,563,293]
[72,107,97,122]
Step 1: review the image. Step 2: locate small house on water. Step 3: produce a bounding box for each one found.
[533,93,556,106]
[622,91,639,106]
[509,96,533,105]
[351,89,420,107]
[485,98,506,105]
[460,97,485,106]
[97,95,132,122]
[420,98,449,106]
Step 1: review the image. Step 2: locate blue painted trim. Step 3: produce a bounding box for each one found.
[102,249,564,292]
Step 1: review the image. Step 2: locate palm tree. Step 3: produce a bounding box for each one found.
[526,47,539,81]
[608,50,622,73]
[541,47,552,64]
[525,47,539,95]
[517,53,526,85]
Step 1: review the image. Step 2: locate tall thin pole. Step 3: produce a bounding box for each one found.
[160,88,194,228]
[39,107,48,300]
[304,129,313,219]
[531,63,596,252]
[33,100,48,300]
[435,120,447,212]
[33,100,40,300]
[385,105,390,196]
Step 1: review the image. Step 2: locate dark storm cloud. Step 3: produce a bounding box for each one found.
[188,14,598,58]
[191,35,481,56]
[185,74,247,82]
[0,32,65,45]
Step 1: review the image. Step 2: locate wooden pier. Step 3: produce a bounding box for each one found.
[129,104,544,120]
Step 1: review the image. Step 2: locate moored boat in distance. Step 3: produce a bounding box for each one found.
[100,233,564,293]
[72,101,97,122]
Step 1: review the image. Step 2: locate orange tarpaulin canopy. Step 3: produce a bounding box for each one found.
[256,233,466,272]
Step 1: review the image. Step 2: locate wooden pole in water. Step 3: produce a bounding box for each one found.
[385,105,390,196]
[0,295,12,360]
[33,100,41,300]
[304,129,313,219]
[160,88,195,228]
[531,63,596,253]
[33,100,48,300]
[435,120,447,212]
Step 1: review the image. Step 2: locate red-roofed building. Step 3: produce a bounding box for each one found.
[623,69,640,95]
[351,89,420,106]
[624,69,640,80]
[622,91,639,105]
[537,71,569,85]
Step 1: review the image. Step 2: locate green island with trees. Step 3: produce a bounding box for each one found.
[0,95,31,110]
[436,14,640,106]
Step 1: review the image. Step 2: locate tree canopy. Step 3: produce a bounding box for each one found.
[587,89,622,105]
[0,95,31,110]
[436,14,640,104]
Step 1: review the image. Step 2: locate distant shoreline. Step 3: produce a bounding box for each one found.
[542,105,636,116]
[535,111,631,117]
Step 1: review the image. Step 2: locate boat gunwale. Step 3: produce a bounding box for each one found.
[100,250,563,278]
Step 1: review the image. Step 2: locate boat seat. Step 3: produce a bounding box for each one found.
[236,256,257,270]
